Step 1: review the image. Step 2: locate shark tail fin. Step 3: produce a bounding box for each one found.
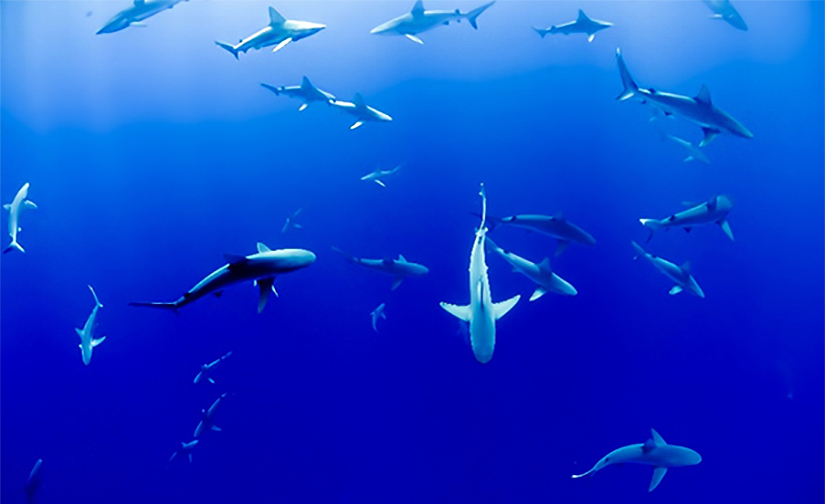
[639,219,663,242]
[3,240,24,254]
[466,1,495,29]
[331,247,358,264]
[129,301,180,314]
[615,48,638,101]
[532,26,549,38]
[260,83,280,96]
[631,241,646,260]
[88,285,103,308]
[215,41,240,60]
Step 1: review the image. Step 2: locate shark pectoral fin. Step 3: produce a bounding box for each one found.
[684,156,694,163]
[211,424,222,432]
[91,336,106,347]
[23,200,37,209]
[555,239,570,257]
[374,179,386,188]
[700,127,720,147]
[649,467,668,492]
[404,34,424,44]
[350,121,364,130]
[257,278,275,313]
[493,294,521,320]
[391,276,404,291]
[271,37,292,54]
[208,377,215,384]
[587,33,595,43]
[298,103,308,112]
[188,453,193,463]
[529,287,547,302]
[130,21,147,27]
[669,285,683,296]
[719,219,734,241]
[440,302,471,322]
[2,204,9,210]
[194,372,202,384]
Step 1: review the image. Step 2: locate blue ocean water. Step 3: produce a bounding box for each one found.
[2,1,823,503]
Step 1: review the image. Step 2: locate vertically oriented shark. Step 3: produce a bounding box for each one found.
[486,237,577,301]
[24,459,43,504]
[330,94,393,130]
[168,440,199,464]
[704,0,748,31]
[130,243,315,313]
[76,286,106,366]
[616,48,753,146]
[194,393,228,438]
[215,6,325,59]
[261,77,336,112]
[533,9,613,43]
[572,429,702,492]
[370,303,387,333]
[440,184,521,364]
[631,241,705,298]
[3,182,37,254]
[332,247,428,290]
[666,135,710,164]
[96,0,188,34]
[281,208,304,234]
[370,0,495,45]
[640,195,734,242]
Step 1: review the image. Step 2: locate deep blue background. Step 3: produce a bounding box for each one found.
[2,1,823,503]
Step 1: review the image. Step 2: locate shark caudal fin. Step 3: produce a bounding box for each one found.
[260,83,281,96]
[466,1,495,29]
[639,218,664,242]
[331,246,358,263]
[615,48,639,101]
[88,285,103,308]
[215,41,240,60]
[631,240,646,260]
[492,294,520,320]
[129,301,180,313]
[532,26,551,38]
[3,240,24,254]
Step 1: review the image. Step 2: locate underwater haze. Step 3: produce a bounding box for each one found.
[2,1,823,503]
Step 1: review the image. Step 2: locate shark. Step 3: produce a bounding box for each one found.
[24,459,43,504]
[533,9,613,43]
[194,351,233,385]
[631,241,704,298]
[486,237,577,301]
[261,77,336,112]
[640,195,734,242]
[704,0,748,31]
[572,429,702,492]
[361,165,401,188]
[440,184,520,364]
[666,134,710,164]
[281,208,304,234]
[330,94,393,130]
[129,243,316,313]
[370,0,495,45]
[332,247,428,290]
[483,212,595,256]
[370,303,387,333]
[96,0,187,34]
[215,6,325,59]
[76,286,106,366]
[3,182,37,254]
[194,393,228,438]
[616,48,753,147]
[168,440,199,464]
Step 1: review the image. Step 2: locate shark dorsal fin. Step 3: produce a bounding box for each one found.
[398,254,406,262]
[680,261,691,273]
[706,195,718,212]
[642,438,657,453]
[538,257,552,273]
[301,76,313,89]
[411,0,425,15]
[577,9,590,22]
[224,253,248,266]
[268,6,286,25]
[695,84,712,106]
[256,242,272,253]
[650,428,666,446]
[353,93,366,109]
